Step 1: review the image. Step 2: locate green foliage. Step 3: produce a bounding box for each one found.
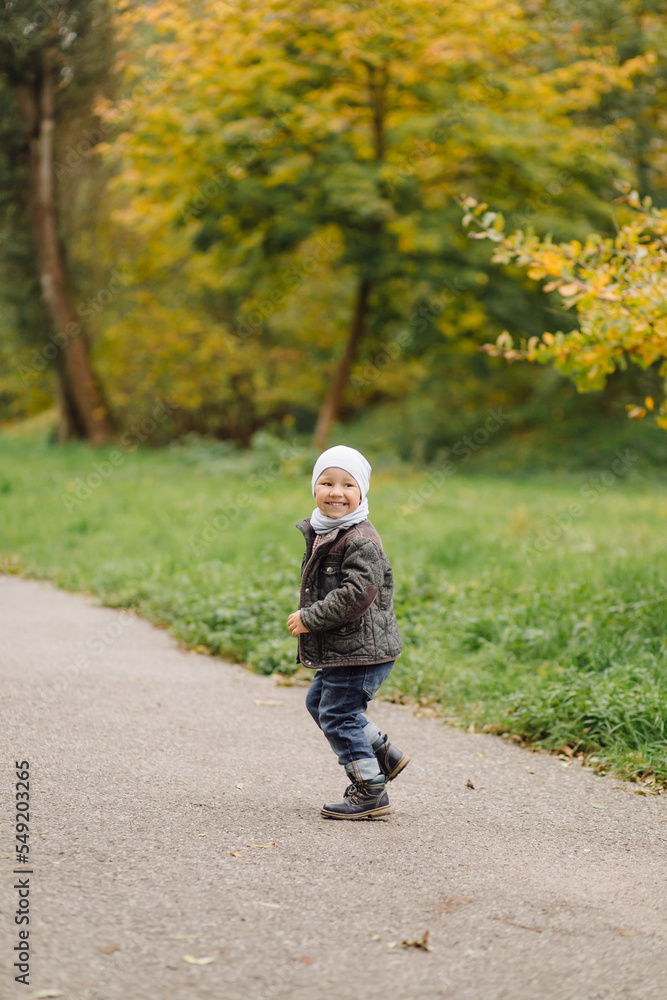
[543,0,667,207]
[141,563,300,676]
[0,0,115,344]
[462,193,667,428]
[1,0,665,449]
[1,429,666,785]
[72,0,660,441]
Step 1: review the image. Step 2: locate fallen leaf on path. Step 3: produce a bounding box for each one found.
[253,901,281,909]
[245,842,275,849]
[368,932,382,941]
[299,957,312,963]
[235,783,245,790]
[466,779,475,789]
[30,992,63,999]
[591,804,607,810]
[100,944,119,954]
[170,934,202,941]
[524,767,535,773]
[432,896,471,914]
[183,954,216,965]
[198,833,207,838]
[227,851,247,858]
[616,929,641,936]
[476,752,484,758]
[401,930,431,951]
[254,699,283,707]
[634,790,647,796]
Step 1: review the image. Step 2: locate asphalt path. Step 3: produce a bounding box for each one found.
[1,573,666,1000]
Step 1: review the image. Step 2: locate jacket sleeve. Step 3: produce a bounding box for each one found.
[300,538,383,633]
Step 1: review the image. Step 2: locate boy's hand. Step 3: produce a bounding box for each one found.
[287,611,309,636]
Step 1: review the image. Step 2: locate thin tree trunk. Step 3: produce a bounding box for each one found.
[15,53,112,444]
[313,277,372,450]
[312,61,388,450]
[368,62,388,161]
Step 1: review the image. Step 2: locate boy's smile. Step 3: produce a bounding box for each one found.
[315,467,362,518]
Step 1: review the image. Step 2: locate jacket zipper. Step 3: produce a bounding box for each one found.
[298,526,340,665]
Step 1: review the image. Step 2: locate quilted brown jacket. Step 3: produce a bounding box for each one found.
[295,517,402,669]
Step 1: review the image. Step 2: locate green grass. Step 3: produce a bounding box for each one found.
[2,428,667,786]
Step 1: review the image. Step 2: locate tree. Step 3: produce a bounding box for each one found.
[462,190,667,429]
[534,0,667,205]
[0,0,114,442]
[99,0,654,446]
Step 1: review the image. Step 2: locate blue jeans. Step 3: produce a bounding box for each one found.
[305,660,395,766]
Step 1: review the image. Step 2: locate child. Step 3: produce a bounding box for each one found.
[287,445,409,819]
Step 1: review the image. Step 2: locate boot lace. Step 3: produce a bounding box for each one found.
[344,778,382,800]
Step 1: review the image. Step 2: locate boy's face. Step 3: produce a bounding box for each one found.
[314,467,361,518]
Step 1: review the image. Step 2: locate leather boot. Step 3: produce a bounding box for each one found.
[321,776,391,820]
[373,734,410,781]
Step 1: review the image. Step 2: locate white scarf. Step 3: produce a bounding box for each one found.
[310,496,370,534]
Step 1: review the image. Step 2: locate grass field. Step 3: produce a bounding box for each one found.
[2,428,666,786]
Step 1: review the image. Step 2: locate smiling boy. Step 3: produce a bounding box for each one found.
[287,445,408,819]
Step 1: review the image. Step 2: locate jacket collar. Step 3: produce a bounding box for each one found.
[296,518,343,550]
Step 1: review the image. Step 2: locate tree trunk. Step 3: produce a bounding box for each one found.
[15,53,112,444]
[313,277,371,450]
[368,62,388,161]
[312,62,388,451]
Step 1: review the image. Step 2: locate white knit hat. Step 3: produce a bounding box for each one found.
[311,445,372,499]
